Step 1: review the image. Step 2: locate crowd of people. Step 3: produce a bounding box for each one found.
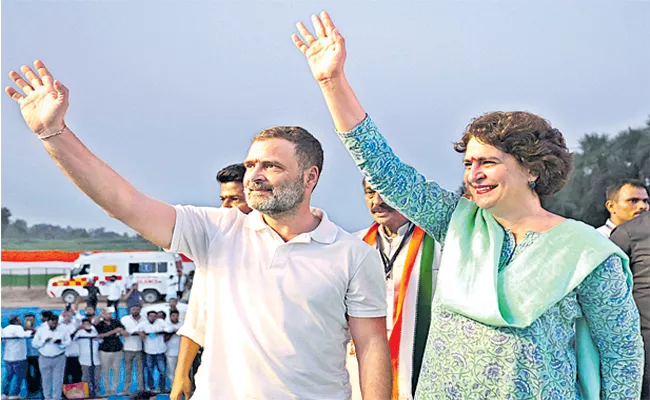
[2,299,183,400]
[3,10,649,400]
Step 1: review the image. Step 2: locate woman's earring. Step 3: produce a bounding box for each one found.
[528,180,536,190]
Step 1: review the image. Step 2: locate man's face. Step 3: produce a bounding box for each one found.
[363,181,409,229]
[607,184,650,225]
[83,322,92,330]
[85,307,95,318]
[148,313,157,323]
[170,313,179,324]
[48,319,58,330]
[130,306,141,317]
[220,181,253,214]
[62,311,71,323]
[169,298,178,309]
[25,316,35,326]
[243,139,307,217]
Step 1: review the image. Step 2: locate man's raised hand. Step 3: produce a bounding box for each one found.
[5,60,69,137]
[292,12,347,84]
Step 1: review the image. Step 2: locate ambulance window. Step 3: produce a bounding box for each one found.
[139,262,155,273]
[157,262,168,273]
[129,263,140,274]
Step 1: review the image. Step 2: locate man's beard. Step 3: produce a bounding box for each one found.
[245,175,305,217]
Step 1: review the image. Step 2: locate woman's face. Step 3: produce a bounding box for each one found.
[463,138,535,214]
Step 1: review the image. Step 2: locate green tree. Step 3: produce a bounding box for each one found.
[1,207,11,237]
[544,120,650,227]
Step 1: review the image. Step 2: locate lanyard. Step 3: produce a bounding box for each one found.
[375,223,415,279]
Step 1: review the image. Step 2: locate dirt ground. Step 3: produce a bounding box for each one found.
[2,286,90,309]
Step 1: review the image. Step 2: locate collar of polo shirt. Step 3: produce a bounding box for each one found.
[243,208,337,244]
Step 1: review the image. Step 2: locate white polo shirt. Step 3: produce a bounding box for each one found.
[169,206,386,400]
[74,328,100,366]
[1,324,33,362]
[106,281,122,301]
[120,315,144,352]
[137,319,168,355]
[165,321,183,357]
[60,321,80,357]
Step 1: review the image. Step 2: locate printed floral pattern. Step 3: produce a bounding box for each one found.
[339,116,643,399]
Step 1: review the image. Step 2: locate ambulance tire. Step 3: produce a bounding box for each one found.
[62,289,79,304]
[143,289,161,303]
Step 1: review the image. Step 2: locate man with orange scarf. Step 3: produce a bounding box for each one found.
[347,179,441,400]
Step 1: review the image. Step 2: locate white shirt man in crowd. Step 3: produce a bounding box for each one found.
[167,269,187,301]
[138,311,169,392]
[597,179,649,237]
[2,316,33,400]
[59,310,83,385]
[346,179,443,400]
[165,309,183,388]
[23,313,42,398]
[73,319,101,398]
[121,304,146,393]
[5,61,391,400]
[104,275,124,313]
[32,314,71,400]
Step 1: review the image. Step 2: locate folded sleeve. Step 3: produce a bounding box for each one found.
[177,267,207,347]
[346,248,387,318]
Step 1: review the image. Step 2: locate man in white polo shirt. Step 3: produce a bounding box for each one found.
[138,311,168,392]
[121,304,145,393]
[5,62,391,400]
[32,314,71,400]
[2,316,33,399]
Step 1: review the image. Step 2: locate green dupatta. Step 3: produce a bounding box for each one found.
[436,198,632,399]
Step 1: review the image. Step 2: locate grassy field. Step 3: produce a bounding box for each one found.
[1,273,61,287]
[2,238,159,251]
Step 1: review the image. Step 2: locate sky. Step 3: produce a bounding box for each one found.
[2,1,649,235]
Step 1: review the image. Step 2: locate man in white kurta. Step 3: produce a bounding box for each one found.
[347,179,442,400]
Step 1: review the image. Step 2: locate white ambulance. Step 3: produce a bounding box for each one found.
[47,251,185,304]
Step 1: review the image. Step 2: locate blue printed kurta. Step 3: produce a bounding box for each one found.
[340,116,643,399]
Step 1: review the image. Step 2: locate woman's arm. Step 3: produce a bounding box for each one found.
[576,255,644,398]
[293,13,459,241]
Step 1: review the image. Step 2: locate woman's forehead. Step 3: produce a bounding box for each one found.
[465,138,502,158]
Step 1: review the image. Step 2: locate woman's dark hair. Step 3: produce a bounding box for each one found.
[454,111,573,197]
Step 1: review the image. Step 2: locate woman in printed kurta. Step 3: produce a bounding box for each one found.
[292,12,644,399]
[340,117,642,399]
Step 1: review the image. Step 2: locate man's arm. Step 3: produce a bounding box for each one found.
[31,329,46,348]
[5,61,175,249]
[349,317,391,399]
[171,337,201,400]
[122,286,135,300]
[171,267,207,400]
[59,330,72,347]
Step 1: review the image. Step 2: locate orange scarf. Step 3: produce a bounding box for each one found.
[363,223,425,400]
